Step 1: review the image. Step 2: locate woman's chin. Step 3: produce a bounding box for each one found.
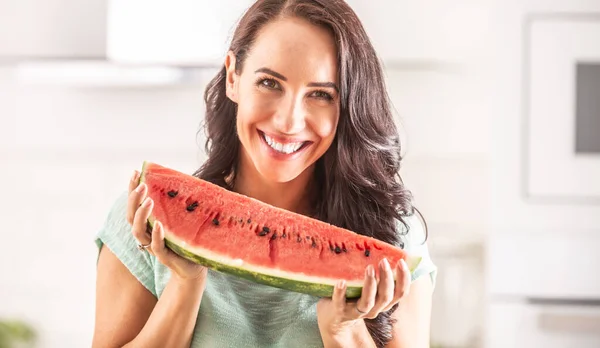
[259,170,301,184]
[256,163,306,184]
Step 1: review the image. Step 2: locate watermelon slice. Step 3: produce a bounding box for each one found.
[139,161,421,298]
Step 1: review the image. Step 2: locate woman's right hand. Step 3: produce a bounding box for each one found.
[126,170,208,282]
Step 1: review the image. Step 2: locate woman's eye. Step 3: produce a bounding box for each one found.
[259,78,279,90]
[312,90,333,101]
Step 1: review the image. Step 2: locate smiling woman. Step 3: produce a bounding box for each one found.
[93,1,437,348]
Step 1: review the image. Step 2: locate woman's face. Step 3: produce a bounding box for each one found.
[225,16,340,184]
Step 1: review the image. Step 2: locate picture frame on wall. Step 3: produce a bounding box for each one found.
[522,13,600,204]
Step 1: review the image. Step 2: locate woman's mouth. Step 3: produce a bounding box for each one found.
[258,130,312,156]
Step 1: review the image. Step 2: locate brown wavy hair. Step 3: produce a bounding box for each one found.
[194,0,426,346]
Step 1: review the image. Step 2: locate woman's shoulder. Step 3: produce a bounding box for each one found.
[397,212,438,287]
[94,191,161,297]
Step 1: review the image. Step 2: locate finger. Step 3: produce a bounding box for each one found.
[354,265,377,319]
[332,280,347,313]
[128,170,140,193]
[126,182,147,225]
[151,220,170,264]
[132,196,153,247]
[371,258,395,315]
[383,259,412,312]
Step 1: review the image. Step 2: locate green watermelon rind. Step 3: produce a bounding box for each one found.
[140,161,423,299]
[164,230,421,298]
[168,237,354,298]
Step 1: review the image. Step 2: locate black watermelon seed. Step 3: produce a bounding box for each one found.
[329,245,334,251]
[186,201,199,212]
[282,232,287,238]
[342,247,347,252]
[212,218,219,226]
[306,236,311,240]
[167,190,178,198]
[247,219,252,223]
[334,246,342,254]
[296,236,302,242]
[311,239,317,248]
[262,226,270,233]
[239,218,243,223]
[365,249,370,257]
[270,232,277,240]
[259,230,269,237]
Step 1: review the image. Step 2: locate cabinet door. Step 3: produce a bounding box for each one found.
[487,302,600,348]
[106,0,255,65]
[345,0,489,62]
[0,0,105,57]
[487,233,600,298]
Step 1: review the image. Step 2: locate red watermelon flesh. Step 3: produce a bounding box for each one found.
[140,161,421,298]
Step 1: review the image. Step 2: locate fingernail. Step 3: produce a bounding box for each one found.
[337,280,346,289]
[367,265,375,277]
[143,197,152,206]
[131,170,138,181]
[383,258,390,270]
[400,259,408,271]
[158,222,165,239]
[135,183,145,193]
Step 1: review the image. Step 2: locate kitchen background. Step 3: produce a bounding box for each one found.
[0,0,599,347]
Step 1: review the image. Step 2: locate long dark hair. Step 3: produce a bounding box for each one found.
[194,0,426,346]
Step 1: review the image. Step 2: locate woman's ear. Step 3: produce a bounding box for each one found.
[225,51,239,103]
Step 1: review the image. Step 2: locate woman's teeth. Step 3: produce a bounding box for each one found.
[264,134,304,154]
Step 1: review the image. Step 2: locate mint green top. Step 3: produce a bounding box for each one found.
[95,192,437,347]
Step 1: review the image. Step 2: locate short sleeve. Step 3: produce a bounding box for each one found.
[398,213,438,289]
[95,191,158,297]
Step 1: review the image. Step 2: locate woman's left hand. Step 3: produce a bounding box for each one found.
[316,258,412,342]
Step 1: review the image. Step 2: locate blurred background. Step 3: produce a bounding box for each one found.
[0,0,599,347]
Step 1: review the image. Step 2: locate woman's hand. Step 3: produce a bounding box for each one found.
[316,257,412,345]
[126,170,207,282]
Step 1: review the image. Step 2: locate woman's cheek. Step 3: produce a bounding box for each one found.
[310,109,339,138]
[240,91,277,118]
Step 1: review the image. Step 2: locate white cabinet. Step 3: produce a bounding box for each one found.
[105,0,489,66]
[487,302,600,348]
[0,0,106,58]
[106,0,255,65]
[486,1,600,347]
[487,233,600,299]
[346,0,491,63]
[1,0,489,65]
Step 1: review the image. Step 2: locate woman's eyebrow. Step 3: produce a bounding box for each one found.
[307,81,339,92]
[255,67,287,81]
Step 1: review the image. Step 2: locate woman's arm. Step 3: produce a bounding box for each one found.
[93,246,207,348]
[386,275,433,348]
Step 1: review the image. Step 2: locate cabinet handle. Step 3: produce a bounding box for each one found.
[527,298,600,307]
[538,312,600,334]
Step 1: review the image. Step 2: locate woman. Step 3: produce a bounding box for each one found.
[93,0,437,347]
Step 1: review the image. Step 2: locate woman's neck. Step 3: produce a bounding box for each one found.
[233,149,314,215]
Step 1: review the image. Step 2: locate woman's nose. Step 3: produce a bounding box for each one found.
[273,96,306,135]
